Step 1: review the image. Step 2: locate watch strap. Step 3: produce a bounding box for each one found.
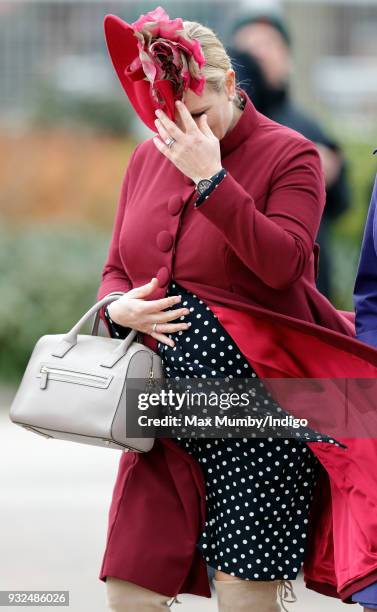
[194,168,227,208]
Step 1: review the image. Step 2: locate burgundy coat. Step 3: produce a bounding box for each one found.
[96,90,377,603]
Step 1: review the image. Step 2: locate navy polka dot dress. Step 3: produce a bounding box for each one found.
[104,279,344,582]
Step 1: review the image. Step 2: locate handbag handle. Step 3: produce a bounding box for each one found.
[90,291,128,336]
[51,292,143,367]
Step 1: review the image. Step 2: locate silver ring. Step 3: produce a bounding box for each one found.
[165,137,175,148]
[152,322,158,332]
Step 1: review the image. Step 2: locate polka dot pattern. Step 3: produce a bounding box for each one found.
[155,281,334,581]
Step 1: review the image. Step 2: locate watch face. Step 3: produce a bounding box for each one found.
[197,179,212,194]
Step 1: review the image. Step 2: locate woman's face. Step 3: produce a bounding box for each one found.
[176,69,238,141]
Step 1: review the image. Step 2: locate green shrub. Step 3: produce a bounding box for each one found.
[0,222,111,383]
[330,138,377,310]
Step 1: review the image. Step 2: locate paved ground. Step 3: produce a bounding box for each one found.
[1,386,350,611]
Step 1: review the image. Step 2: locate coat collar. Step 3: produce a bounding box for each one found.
[219,87,260,157]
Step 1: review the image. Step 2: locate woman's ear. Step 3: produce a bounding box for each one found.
[224,68,236,98]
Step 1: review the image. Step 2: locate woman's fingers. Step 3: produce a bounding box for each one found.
[149,330,175,347]
[149,307,190,323]
[152,136,173,160]
[126,277,158,298]
[111,295,187,326]
[148,320,192,347]
[154,118,172,144]
[174,100,199,134]
[142,294,182,312]
[155,107,185,140]
[199,113,213,138]
[151,321,191,333]
[124,287,182,313]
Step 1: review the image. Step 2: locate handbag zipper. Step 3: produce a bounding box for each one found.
[147,363,160,390]
[38,365,111,390]
[147,365,154,389]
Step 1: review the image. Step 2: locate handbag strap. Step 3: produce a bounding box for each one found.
[92,291,144,346]
[90,291,127,336]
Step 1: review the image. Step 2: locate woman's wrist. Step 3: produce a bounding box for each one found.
[192,165,223,186]
[104,304,131,338]
[106,302,126,327]
[194,167,228,208]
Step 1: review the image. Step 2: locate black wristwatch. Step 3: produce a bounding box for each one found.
[195,168,224,194]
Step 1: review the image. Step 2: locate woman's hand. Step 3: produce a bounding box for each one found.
[107,277,191,347]
[152,100,222,183]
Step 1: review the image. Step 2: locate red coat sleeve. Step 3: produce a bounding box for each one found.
[96,144,140,333]
[195,139,326,290]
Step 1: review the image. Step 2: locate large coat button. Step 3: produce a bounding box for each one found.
[156,230,173,252]
[156,266,170,287]
[168,195,183,215]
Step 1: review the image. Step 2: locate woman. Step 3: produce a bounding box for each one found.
[97,7,377,612]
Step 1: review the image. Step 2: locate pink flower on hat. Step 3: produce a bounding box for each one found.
[127,6,206,105]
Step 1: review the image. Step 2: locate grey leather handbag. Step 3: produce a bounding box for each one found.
[9,291,163,453]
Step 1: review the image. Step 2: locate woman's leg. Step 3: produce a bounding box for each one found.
[105,576,178,611]
[213,569,296,612]
[215,570,243,581]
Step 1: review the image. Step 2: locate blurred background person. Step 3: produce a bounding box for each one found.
[230,11,351,299]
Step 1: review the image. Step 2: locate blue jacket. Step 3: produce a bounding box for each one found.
[354,174,377,347]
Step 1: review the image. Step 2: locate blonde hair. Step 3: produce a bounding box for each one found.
[181,20,244,109]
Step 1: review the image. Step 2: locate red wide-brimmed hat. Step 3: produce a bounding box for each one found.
[103,6,207,132]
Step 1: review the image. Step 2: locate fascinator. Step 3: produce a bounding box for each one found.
[104,6,206,131]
